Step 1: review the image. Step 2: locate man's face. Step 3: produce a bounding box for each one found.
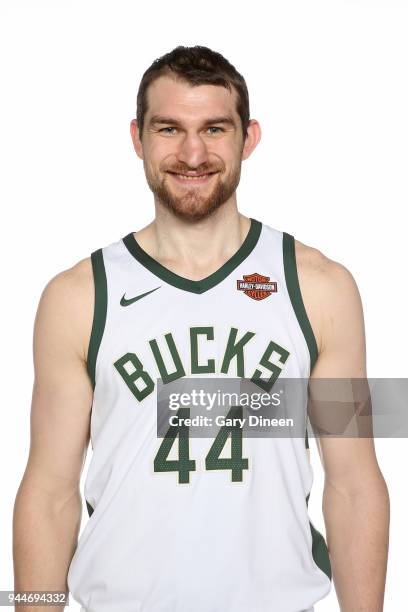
[136,75,246,222]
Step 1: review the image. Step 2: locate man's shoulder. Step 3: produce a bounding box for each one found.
[42,256,93,301]
[294,237,358,296]
[292,237,362,353]
[36,256,94,362]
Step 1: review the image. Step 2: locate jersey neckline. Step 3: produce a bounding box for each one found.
[122,217,262,294]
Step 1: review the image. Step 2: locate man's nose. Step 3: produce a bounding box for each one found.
[176,133,209,168]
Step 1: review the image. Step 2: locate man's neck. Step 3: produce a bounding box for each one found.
[133,206,251,281]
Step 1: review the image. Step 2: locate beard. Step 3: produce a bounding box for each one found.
[143,158,242,223]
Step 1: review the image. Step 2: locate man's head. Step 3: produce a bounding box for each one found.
[130,46,261,223]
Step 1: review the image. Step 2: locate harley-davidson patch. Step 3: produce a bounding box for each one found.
[236,273,278,301]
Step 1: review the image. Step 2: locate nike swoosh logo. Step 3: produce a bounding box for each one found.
[120,286,161,306]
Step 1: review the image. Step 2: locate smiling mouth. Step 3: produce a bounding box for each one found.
[167,171,218,180]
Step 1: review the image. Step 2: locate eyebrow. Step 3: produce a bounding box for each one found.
[148,115,237,128]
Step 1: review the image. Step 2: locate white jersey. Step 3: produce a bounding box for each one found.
[67,218,331,612]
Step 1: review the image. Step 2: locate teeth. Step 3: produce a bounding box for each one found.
[175,174,210,179]
[169,172,215,180]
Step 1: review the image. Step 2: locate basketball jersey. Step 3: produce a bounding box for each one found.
[67,218,332,612]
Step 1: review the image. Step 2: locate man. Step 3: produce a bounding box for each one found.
[14,46,389,611]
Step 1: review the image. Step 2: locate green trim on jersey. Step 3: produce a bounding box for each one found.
[306,493,332,580]
[86,500,94,517]
[282,233,318,373]
[87,248,108,390]
[122,218,262,294]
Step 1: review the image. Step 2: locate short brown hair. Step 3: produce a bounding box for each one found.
[136,45,250,140]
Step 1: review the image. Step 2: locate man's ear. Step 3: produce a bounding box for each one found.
[130,119,144,160]
[241,119,262,161]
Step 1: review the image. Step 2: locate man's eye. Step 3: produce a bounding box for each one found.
[159,127,177,134]
[207,127,223,134]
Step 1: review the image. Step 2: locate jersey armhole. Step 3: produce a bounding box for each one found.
[282,232,319,374]
[282,232,319,451]
[86,248,108,390]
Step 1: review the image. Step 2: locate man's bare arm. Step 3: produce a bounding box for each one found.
[13,258,94,611]
[298,242,390,611]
